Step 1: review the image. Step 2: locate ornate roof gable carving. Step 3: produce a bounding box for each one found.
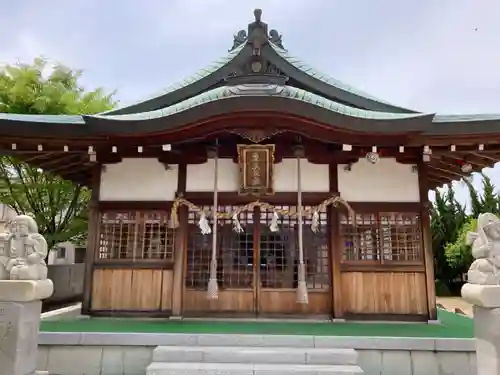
[228,9,287,82]
[230,9,285,52]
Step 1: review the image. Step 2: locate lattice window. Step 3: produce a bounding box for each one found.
[340,212,422,262]
[185,205,254,290]
[184,205,330,290]
[97,210,175,261]
[220,206,254,289]
[260,205,330,290]
[185,205,213,289]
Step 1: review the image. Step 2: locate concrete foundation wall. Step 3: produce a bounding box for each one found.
[37,333,477,375]
[46,264,84,303]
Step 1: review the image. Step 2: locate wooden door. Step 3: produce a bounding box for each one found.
[182,205,256,316]
[182,204,331,317]
[257,205,332,317]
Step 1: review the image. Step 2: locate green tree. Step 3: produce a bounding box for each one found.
[444,218,476,277]
[0,57,116,249]
[430,187,467,293]
[442,174,500,276]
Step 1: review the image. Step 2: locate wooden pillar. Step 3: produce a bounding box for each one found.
[171,162,187,316]
[82,164,102,315]
[329,162,343,318]
[418,161,437,320]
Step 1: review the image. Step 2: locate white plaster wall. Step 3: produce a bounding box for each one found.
[274,159,330,192]
[186,159,239,192]
[186,158,330,193]
[99,158,178,201]
[338,158,419,202]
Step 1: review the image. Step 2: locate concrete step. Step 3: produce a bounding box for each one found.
[146,362,364,375]
[152,346,358,365]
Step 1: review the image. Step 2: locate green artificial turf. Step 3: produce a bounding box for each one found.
[40,309,473,338]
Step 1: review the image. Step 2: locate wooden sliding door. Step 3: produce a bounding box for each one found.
[182,204,331,317]
[183,205,256,315]
[257,205,331,317]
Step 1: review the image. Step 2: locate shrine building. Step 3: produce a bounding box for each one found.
[1,9,499,321]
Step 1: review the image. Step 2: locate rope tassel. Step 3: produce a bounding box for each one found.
[207,258,218,300]
[168,201,179,228]
[207,144,219,300]
[294,146,309,304]
[296,263,309,304]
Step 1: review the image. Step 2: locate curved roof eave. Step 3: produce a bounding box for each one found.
[0,113,85,124]
[433,113,500,122]
[0,85,436,138]
[91,85,431,122]
[4,100,500,138]
[100,43,251,116]
[264,43,419,114]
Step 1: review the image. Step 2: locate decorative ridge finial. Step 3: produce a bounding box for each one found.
[254,8,262,22]
[229,9,285,51]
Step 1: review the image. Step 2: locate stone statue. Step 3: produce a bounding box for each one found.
[466,212,500,285]
[1,215,48,280]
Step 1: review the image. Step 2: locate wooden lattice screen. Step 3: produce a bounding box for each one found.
[97,210,175,262]
[260,205,330,290]
[340,212,422,262]
[185,205,330,290]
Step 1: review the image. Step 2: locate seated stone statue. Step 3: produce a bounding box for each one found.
[466,212,500,285]
[4,215,48,280]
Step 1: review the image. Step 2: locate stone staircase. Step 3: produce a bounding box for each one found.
[146,334,364,375]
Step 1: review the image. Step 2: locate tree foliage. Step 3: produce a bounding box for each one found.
[431,173,500,292]
[430,188,467,290]
[0,57,115,114]
[444,218,476,275]
[0,57,116,249]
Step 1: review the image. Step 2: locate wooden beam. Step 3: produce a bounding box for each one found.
[171,162,187,316]
[439,153,489,169]
[82,164,102,314]
[329,162,342,318]
[418,162,437,320]
[37,153,83,169]
[427,172,449,185]
[428,164,467,179]
[470,152,500,163]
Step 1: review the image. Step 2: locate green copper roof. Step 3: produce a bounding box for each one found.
[94,84,429,122]
[268,42,415,112]
[100,43,247,115]
[0,113,84,123]
[433,114,500,122]
[2,84,500,127]
[101,10,420,116]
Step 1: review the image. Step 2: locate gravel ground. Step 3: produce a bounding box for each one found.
[437,297,473,316]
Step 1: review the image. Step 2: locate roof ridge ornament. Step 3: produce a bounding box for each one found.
[229,9,285,51]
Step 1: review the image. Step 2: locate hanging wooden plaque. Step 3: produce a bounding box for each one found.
[237,144,275,196]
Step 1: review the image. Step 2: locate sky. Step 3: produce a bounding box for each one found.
[1,0,499,207]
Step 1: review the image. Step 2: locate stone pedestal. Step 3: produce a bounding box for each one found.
[0,279,53,375]
[462,283,500,375]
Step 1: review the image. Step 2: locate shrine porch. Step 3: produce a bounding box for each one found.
[40,308,472,338]
[36,309,476,375]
